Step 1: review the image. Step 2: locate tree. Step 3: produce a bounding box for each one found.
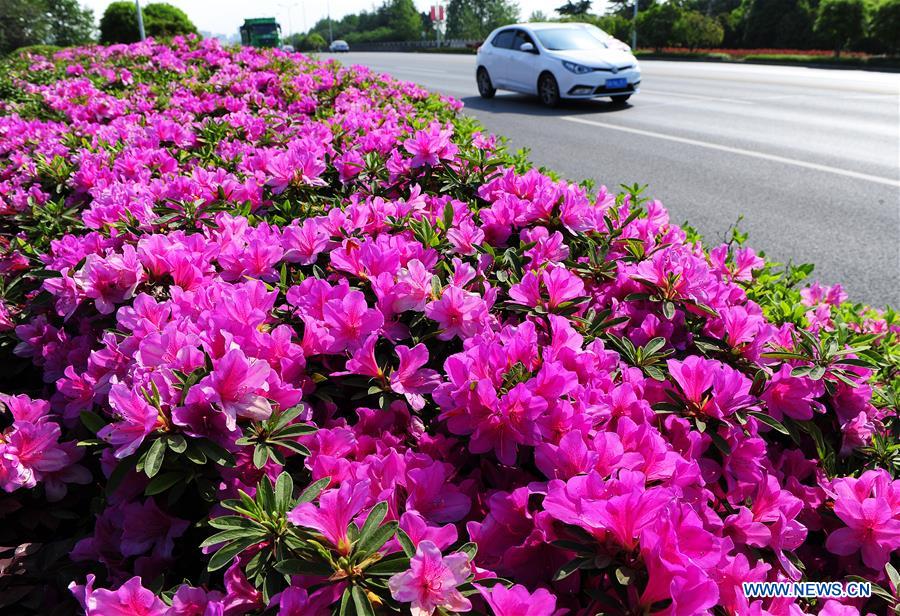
[446,0,519,39]
[100,1,197,44]
[673,10,724,49]
[385,0,422,40]
[557,0,593,15]
[815,0,865,56]
[0,0,93,54]
[1,0,51,54]
[595,14,633,42]
[529,10,550,21]
[99,1,142,43]
[143,3,197,37]
[871,0,900,54]
[44,0,94,46]
[742,0,817,49]
[306,32,327,50]
[636,2,683,51]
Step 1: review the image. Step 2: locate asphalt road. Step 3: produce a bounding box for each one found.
[324,52,900,307]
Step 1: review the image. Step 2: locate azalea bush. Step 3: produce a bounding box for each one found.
[0,37,898,616]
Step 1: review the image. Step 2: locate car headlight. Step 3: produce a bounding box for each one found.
[562,61,592,74]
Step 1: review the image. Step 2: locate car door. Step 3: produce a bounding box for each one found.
[507,30,540,93]
[484,29,516,88]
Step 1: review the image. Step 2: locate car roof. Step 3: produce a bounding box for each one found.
[500,22,589,31]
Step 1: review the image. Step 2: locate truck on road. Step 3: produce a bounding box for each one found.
[240,18,282,48]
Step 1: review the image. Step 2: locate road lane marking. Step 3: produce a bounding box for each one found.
[639,89,754,104]
[560,116,900,188]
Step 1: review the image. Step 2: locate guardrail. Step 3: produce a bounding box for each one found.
[345,39,481,52]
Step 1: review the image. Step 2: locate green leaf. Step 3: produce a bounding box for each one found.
[553,556,591,581]
[662,300,676,320]
[297,477,330,504]
[80,411,106,434]
[338,587,351,616]
[275,472,294,513]
[253,443,269,469]
[458,542,478,560]
[396,529,416,558]
[257,477,276,513]
[708,430,732,455]
[747,411,790,435]
[143,438,166,478]
[615,566,636,585]
[357,502,388,546]
[166,434,187,453]
[274,558,333,576]
[208,516,264,530]
[351,585,375,616]
[194,439,234,467]
[207,536,260,572]
[365,554,410,576]
[184,444,208,465]
[201,528,265,548]
[643,337,666,356]
[144,471,183,496]
[885,562,900,591]
[355,521,398,558]
[807,365,826,380]
[275,423,317,438]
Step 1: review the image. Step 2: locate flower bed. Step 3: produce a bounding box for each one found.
[0,37,898,616]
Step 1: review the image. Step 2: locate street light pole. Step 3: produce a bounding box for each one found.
[631,0,637,50]
[135,0,146,41]
[279,3,294,39]
[328,0,333,43]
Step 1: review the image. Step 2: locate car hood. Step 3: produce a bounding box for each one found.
[548,48,637,69]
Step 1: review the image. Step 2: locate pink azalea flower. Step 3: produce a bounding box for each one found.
[323,291,384,352]
[388,541,472,616]
[189,348,273,430]
[667,355,716,407]
[425,285,488,341]
[390,344,441,410]
[288,479,371,554]
[120,498,189,559]
[70,575,167,616]
[403,122,458,167]
[97,382,162,458]
[826,476,900,570]
[168,585,225,616]
[477,583,561,616]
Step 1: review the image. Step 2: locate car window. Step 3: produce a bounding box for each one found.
[512,30,536,52]
[491,29,516,49]
[534,28,609,51]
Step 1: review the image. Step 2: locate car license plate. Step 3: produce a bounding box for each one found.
[606,78,627,89]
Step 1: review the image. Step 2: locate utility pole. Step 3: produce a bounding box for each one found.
[631,0,637,50]
[328,0,333,43]
[280,3,295,39]
[135,0,146,41]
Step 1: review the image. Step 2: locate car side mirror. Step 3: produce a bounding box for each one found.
[519,42,536,53]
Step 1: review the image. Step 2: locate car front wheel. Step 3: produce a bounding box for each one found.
[476,67,496,99]
[538,73,560,107]
[610,94,631,105]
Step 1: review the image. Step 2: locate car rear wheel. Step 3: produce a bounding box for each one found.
[477,67,496,99]
[538,73,560,107]
[610,95,631,105]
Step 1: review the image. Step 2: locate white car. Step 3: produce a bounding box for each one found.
[476,22,640,107]
[329,40,350,52]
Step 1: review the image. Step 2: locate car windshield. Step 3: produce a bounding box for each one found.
[535,28,608,51]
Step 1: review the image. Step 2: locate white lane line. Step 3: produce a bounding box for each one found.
[639,89,754,104]
[560,116,900,188]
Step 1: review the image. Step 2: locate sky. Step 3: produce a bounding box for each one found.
[81,1,603,38]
